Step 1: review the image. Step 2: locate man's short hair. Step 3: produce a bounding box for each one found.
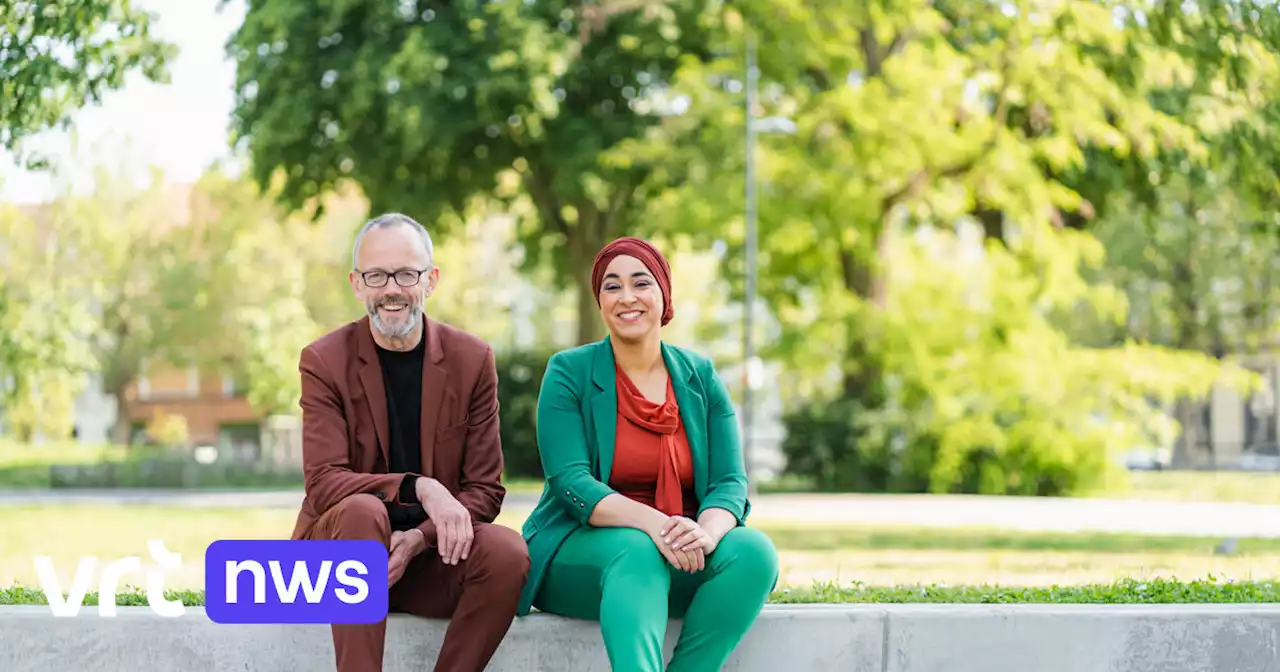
[351,213,435,270]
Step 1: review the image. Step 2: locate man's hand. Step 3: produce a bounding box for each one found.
[415,477,473,565]
[388,529,427,586]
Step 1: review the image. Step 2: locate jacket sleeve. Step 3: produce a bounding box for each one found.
[299,345,410,514]
[453,346,506,522]
[416,346,506,543]
[536,352,617,524]
[696,359,751,525]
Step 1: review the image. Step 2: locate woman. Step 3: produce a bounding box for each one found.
[518,236,779,671]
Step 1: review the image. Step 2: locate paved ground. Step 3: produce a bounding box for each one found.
[5,488,1280,538]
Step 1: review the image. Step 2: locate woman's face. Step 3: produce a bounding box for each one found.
[598,254,663,342]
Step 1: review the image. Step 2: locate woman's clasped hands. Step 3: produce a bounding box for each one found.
[647,515,718,573]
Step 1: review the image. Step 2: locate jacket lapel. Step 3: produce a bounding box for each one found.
[418,318,446,479]
[664,344,708,496]
[590,337,618,483]
[591,340,708,494]
[355,317,391,466]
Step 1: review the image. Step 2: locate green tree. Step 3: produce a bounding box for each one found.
[1,0,174,167]
[41,167,229,444]
[0,202,99,441]
[627,1,1261,492]
[192,170,366,417]
[1065,1,1280,466]
[643,1,1207,389]
[225,0,723,343]
[780,224,1249,494]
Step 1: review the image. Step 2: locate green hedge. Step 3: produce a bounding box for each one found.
[44,458,303,489]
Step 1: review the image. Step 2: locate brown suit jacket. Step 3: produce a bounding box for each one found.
[290,315,506,543]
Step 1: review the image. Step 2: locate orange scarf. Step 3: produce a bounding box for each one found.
[615,366,687,517]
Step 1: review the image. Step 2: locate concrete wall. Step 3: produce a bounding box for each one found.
[2,603,1278,671]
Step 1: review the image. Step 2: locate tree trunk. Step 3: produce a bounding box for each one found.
[974,206,1005,243]
[575,270,606,344]
[1169,208,1201,469]
[111,380,133,446]
[837,216,893,400]
[1172,399,1199,470]
[523,168,619,346]
[567,199,617,345]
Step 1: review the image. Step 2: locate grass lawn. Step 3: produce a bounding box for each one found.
[4,576,1277,606]
[3,504,1279,604]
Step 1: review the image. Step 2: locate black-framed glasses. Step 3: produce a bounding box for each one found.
[358,268,432,288]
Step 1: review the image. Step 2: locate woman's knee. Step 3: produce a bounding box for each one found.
[717,527,779,588]
[599,528,669,578]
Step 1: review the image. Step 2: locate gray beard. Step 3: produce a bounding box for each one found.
[367,301,423,339]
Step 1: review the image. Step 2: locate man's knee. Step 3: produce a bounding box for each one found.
[328,494,391,544]
[468,523,531,585]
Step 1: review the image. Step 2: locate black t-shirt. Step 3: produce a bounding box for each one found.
[376,334,427,531]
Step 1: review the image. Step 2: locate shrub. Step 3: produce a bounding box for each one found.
[780,394,1104,496]
[780,397,902,493]
[495,349,554,479]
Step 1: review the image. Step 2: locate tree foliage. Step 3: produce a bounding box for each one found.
[622,0,1271,490]
[193,171,363,417]
[0,161,362,441]
[0,202,99,441]
[226,0,723,343]
[782,225,1250,494]
[0,0,174,167]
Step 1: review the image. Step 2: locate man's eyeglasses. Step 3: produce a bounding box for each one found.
[358,268,431,288]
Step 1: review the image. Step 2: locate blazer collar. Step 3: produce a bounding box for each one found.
[589,335,706,493]
[355,314,444,365]
[591,335,695,390]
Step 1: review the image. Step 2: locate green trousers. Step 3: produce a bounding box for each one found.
[532,525,779,671]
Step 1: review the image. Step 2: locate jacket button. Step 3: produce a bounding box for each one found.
[579,502,585,507]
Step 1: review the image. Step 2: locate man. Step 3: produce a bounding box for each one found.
[290,213,530,672]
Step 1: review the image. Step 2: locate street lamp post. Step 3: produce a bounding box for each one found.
[742,31,794,496]
[743,31,759,496]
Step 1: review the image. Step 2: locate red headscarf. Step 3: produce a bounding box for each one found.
[590,237,674,326]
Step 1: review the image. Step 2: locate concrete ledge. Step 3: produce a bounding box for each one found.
[2,603,1279,671]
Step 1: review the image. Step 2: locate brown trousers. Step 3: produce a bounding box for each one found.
[303,494,531,672]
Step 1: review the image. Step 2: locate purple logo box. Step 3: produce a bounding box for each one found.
[205,540,388,624]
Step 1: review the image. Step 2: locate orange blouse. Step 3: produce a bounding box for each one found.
[609,365,698,518]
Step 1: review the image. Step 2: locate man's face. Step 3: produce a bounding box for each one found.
[349,224,438,340]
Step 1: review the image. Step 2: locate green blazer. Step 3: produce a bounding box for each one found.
[516,336,752,616]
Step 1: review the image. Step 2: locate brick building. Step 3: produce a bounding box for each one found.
[123,360,263,457]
